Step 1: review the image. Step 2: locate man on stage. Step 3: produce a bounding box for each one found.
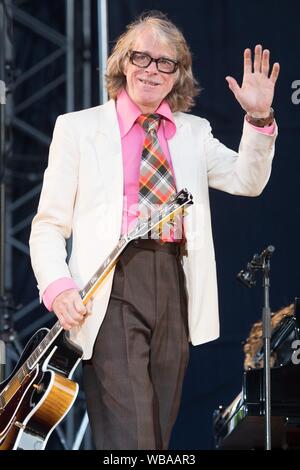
[30,11,279,449]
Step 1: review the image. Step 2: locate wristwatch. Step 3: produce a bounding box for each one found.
[246,108,274,127]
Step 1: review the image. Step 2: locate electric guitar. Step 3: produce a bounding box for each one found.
[0,188,193,450]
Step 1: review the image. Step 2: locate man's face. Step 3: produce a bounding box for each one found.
[124,28,178,113]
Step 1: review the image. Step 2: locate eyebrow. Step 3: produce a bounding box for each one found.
[138,50,175,61]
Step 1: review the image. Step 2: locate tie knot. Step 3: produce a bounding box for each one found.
[137,114,161,134]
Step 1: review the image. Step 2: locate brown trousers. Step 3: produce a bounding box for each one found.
[83,238,190,450]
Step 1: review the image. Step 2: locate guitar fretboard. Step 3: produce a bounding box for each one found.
[0,322,63,408]
[0,361,31,409]
[26,321,63,369]
[80,236,128,299]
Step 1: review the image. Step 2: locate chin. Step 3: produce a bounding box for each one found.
[140,96,156,105]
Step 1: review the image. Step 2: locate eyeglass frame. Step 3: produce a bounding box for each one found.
[127,50,179,74]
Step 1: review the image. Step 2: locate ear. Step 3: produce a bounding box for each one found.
[173,68,180,88]
[123,57,129,76]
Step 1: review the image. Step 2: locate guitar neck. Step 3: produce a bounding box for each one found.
[79,235,129,303]
[0,189,193,408]
[26,321,63,370]
[23,236,130,373]
[69,190,193,305]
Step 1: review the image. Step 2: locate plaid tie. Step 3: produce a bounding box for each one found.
[137,113,182,241]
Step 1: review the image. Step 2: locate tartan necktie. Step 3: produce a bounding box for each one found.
[137,113,181,241]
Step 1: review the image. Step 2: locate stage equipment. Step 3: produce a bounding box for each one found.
[214,298,300,450]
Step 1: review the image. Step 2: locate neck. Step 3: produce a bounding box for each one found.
[139,104,157,114]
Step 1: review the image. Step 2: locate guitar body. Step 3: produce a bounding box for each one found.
[0,328,82,450]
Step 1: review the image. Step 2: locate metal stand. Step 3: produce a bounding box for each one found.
[0,0,44,386]
[72,410,89,450]
[237,245,275,450]
[0,339,5,382]
[0,0,21,382]
[0,0,98,448]
[97,0,108,104]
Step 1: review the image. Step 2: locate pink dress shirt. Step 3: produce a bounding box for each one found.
[116,89,177,234]
[42,90,275,310]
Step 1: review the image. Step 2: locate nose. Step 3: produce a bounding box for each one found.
[146,59,158,73]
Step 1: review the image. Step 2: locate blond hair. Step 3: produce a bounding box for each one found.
[105,11,200,113]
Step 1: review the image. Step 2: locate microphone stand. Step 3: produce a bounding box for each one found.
[237,245,275,450]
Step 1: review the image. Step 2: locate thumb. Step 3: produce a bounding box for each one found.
[225,76,240,97]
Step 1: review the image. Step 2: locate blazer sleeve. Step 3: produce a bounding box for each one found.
[203,117,277,196]
[29,114,79,300]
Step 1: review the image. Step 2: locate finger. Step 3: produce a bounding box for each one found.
[62,306,83,324]
[61,321,73,331]
[78,314,88,327]
[55,306,82,323]
[57,313,74,330]
[52,307,76,329]
[73,296,87,315]
[254,44,262,73]
[261,49,270,76]
[244,48,252,76]
[225,76,241,98]
[270,62,280,84]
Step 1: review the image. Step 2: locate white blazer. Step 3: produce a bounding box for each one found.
[29,99,277,359]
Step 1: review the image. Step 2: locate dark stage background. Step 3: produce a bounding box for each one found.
[8,0,300,449]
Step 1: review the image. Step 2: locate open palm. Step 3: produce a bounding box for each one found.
[226,45,280,118]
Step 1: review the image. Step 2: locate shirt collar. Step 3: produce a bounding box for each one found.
[116,88,176,139]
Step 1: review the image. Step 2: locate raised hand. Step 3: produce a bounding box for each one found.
[225,44,280,118]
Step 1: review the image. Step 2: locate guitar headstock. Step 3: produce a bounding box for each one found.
[127,188,193,241]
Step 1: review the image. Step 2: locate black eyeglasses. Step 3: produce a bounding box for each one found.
[128,50,179,74]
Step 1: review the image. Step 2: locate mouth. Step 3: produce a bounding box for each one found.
[138,78,160,87]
